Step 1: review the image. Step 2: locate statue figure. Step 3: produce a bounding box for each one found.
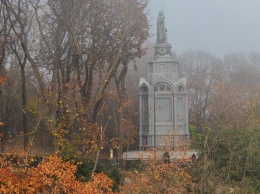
[157,11,167,44]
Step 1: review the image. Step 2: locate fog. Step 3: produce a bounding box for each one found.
[148,0,260,57]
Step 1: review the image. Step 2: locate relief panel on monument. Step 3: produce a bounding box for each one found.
[154,83,171,92]
[159,64,165,73]
[149,63,153,73]
[155,97,172,122]
[141,87,149,125]
[142,97,148,124]
[155,125,173,135]
[176,97,184,123]
[167,63,173,72]
[167,63,176,72]
[156,136,174,147]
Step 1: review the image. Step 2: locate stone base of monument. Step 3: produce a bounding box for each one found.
[122,149,197,161]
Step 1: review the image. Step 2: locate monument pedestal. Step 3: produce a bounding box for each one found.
[138,11,190,151]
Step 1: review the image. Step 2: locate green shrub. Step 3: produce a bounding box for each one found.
[76,160,122,191]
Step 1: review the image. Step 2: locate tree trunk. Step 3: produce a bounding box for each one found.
[201,128,209,194]
[115,63,128,158]
[117,103,123,158]
[11,43,28,151]
[20,64,28,150]
[242,137,252,185]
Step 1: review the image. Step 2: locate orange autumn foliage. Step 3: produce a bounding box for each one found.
[0,155,115,194]
[121,149,195,194]
[0,76,6,85]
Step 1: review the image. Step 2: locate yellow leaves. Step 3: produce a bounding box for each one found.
[0,121,5,127]
[26,97,42,116]
[153,174,159,180]
[52,128,69,139]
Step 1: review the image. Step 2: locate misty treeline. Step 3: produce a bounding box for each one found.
[137,48,260,193]
[0,0,148,157]
[0,0,260,193]
[177,50,260,193]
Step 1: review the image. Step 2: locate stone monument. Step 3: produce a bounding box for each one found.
[138,11,190,150]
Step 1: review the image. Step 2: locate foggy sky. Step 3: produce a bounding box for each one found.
[148,0,260,57]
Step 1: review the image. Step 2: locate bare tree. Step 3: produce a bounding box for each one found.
[3,0,149,155]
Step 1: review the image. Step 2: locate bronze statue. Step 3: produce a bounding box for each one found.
[157,11,167,44]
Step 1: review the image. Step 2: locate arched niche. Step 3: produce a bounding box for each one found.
[140,85,148,125]
[178,86,184,92]
[176,83,186,93]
